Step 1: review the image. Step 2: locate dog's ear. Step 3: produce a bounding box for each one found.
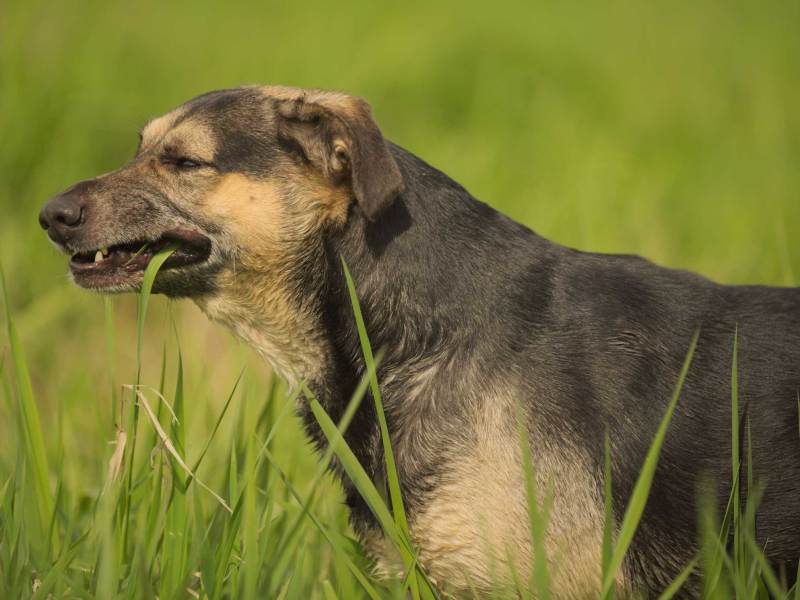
[274,94,403,221]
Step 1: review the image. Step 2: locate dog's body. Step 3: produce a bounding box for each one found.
[40,86,800,597]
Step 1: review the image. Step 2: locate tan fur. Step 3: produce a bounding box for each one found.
[259,84,366,119]
[139,110,184,150]
[364,387,622,598]
[202,173,287,255]
[140,115,216,165]
[163,120,217,162]
[192,172,335,385]
[408,401,534,595]
[290,167,352,227]
[200,170,349,249]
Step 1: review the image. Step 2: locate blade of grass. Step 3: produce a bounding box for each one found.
[340,258,409,527]
[129,385,231,513]
[137,245,176,367]
[304,384,401,546]
[602,431,615,600]
[740,481,777,597]
[515,401,550,600]
[121,245,177,562]
[303,384,438,597]
[275,578,292,600]
[699,486,730,600]
[340,257,426,599]
[261,445,382,600]
[124,242,151,267]
[241,434,258,600]
[322,580,339,600]
[0,268,54,552]
[601,331,699,598]
[656,558,698,600]
[31,530,90,600]
[228,439,239,509]
[701,470,740,596]
[267,356,380,595]
[731,327,742,576]
[211,498,245,598]
[182,368,244,490]
[794,559,800,600]
[171,348,185,453]
[95,471,121,598]
[104,296,118,428]
[142,454,167,576]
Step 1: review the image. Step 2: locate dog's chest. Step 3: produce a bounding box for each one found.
[361,392,613,597]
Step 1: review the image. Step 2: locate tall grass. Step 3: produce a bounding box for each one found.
[0,252,375,598]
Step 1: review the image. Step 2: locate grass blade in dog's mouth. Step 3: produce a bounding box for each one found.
[124,242,151,266]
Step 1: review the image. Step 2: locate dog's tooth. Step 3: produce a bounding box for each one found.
[100,246,109,256]
[94,250,104,263]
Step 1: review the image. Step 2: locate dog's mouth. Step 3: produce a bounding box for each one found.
[69,228,212,289]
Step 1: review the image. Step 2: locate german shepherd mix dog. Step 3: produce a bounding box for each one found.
[40,86,800,597]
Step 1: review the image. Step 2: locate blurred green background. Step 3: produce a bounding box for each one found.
[1,0,798,596]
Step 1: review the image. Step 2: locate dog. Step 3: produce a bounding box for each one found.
[40,85,800,597]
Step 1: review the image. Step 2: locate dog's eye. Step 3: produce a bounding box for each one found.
[161,155,205,170]
[174,157,202,170]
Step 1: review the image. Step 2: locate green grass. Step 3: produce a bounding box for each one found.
[1,0,798,597]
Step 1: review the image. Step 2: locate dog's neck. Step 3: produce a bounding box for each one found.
[195,240,333,388]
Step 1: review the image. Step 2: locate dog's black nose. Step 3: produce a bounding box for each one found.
[39,182,92,245]
[39,195,83,228]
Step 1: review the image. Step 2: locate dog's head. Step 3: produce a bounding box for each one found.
[39,86,403,297]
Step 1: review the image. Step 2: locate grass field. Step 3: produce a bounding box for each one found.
[1,0,799,597]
